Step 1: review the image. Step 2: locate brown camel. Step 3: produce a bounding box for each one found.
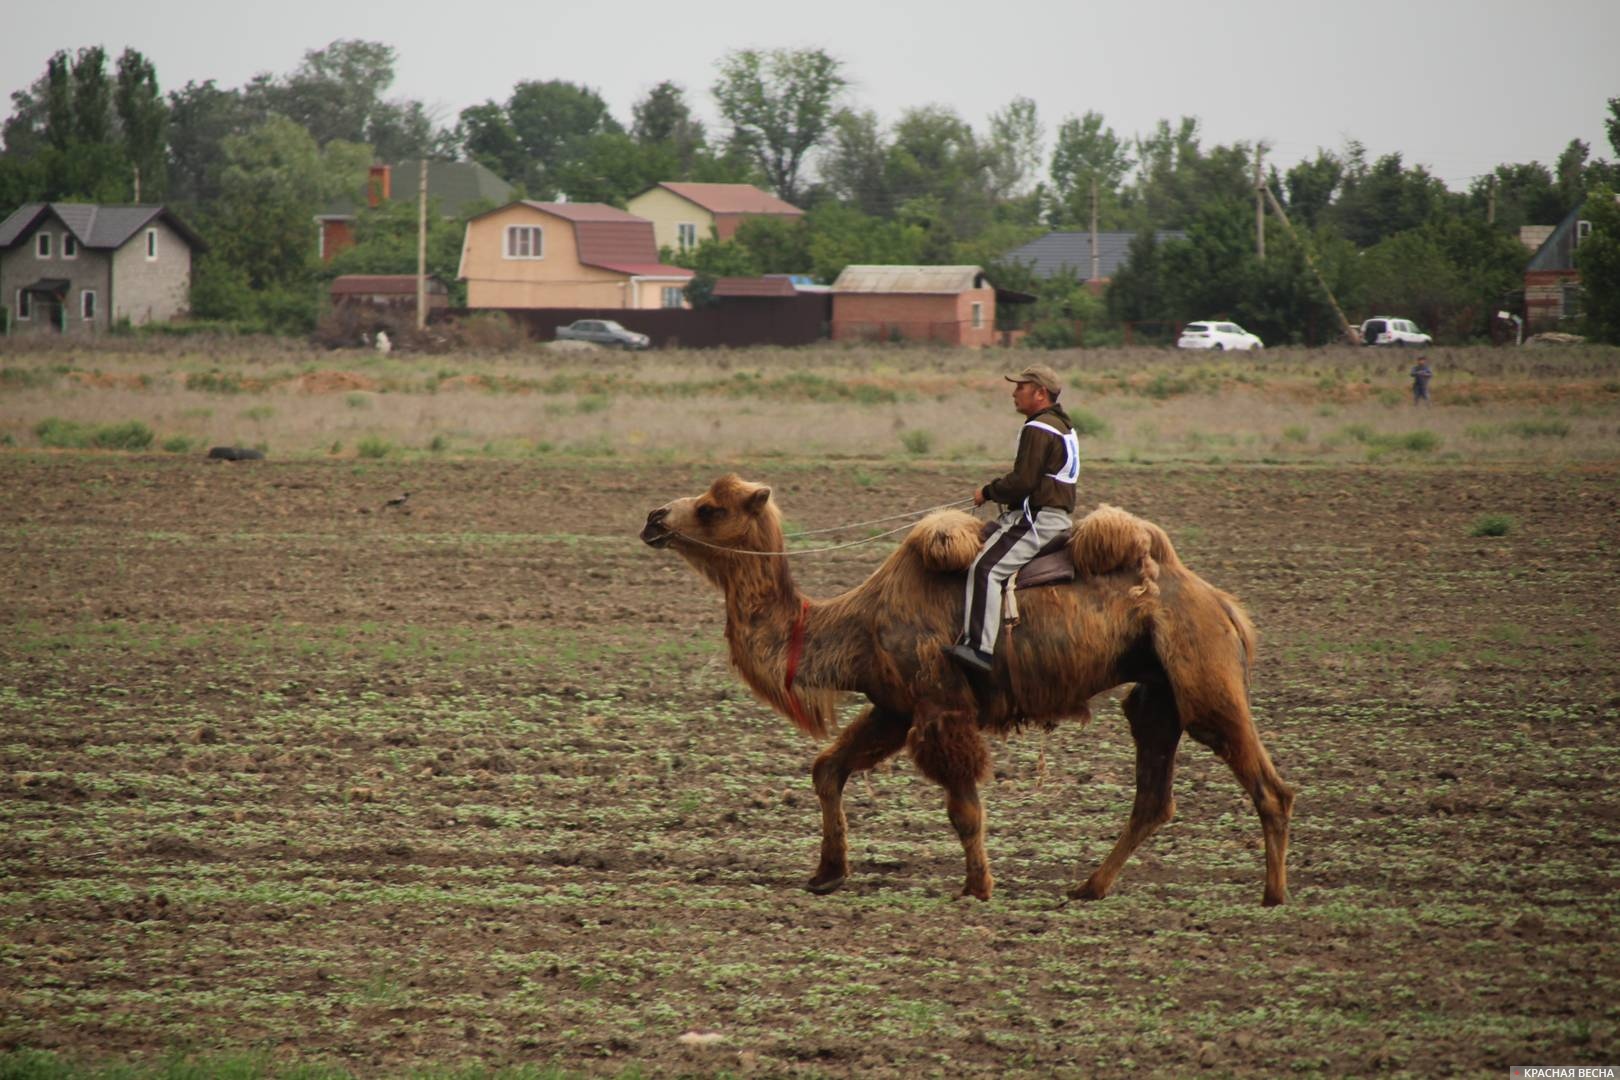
[640,474,1294,906]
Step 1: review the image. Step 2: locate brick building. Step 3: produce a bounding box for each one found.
[830,265,999,347]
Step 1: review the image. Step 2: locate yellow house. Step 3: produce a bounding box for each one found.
[458,201,693,310]
[625,183,804,255]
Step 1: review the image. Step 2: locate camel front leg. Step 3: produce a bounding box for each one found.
[907,701,995,900]
[807,706,910,894]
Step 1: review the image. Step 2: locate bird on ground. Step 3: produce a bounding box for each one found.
[382,492,411,510]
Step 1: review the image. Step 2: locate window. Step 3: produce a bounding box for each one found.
[63,234,78,259]
[81,290,97,321]
[36,232,51,258]
[677,222,698,251]
[505,225,543,259]
[1576,220,1592,247]
[15,290,31,320]
[145,228,158,259]
[662,286,684,309]
[971,302,983,329]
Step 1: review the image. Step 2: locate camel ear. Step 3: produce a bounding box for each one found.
[744,486,772,514]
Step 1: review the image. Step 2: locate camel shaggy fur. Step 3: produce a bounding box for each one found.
[641,474,1294,905]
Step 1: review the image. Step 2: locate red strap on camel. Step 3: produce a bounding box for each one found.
[783,598,812,730]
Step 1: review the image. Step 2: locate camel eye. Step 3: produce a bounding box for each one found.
[696,503,726,523]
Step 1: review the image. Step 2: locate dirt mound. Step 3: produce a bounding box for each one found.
[295,370,380,394]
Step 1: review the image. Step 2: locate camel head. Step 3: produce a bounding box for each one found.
[641,474,784,561]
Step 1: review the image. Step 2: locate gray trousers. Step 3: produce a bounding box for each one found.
[961,507,1072,656]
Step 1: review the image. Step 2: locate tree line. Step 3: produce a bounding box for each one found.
[2,40,1617,343]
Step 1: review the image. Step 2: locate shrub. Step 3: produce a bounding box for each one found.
[1396,430,1441,452]
[1022,319,1078,350]
[35,418,154,450]
[1470,514,1514,537]
[1068,409,1109,438]
[1505,419,1570,438]
[456,311,528,350]
[900,429,933,455]
[161,435,194,454]
[356,435,392,459]
[1283,425,1310,443]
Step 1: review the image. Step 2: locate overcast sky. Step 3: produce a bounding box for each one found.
[4,0,1616,192]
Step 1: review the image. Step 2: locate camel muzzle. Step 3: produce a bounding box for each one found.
[640,507,674,547]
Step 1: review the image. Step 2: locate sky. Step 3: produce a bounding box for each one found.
[3,0,1617,192]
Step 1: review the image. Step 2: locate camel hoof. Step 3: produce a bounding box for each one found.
[1067,878,1108,901]
[805,874,847,895]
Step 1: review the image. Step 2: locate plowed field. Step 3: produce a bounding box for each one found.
[2,453,1617,1077]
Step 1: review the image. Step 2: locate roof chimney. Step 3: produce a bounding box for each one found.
[367,164,391,208]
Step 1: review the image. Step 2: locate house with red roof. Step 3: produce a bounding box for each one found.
[457,201,693,310]
[626,182,803,254]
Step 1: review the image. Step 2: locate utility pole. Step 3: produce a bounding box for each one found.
[415,159,428,332]
[1254,145,1265,260]
[1262,185,1358,343]
[1487,175,1497,225]
[1089,176,1100,286]
[133,164,141,204]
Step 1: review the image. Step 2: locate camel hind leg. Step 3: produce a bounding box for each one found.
[1070,680,1181,901]
[1156,586,1294,905]
[1185,702,1294,907]
[808,705,911,894]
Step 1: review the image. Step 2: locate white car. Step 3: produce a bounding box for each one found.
[1360,317,1431,347]
[1177,321,1263,351]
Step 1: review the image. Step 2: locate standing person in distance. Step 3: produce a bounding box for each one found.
[1410,355,1433,406]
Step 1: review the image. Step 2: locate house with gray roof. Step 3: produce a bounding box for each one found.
[1002,229,1187,287]
[318,160,514,262]
[1524,197,1618,329]
[1,202,204,333]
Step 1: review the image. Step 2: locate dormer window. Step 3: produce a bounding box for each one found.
[36,232,51,258]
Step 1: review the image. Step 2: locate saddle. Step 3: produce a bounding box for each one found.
[979,521,1075,590]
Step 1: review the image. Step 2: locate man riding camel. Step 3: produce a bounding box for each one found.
[946,363,1079,675]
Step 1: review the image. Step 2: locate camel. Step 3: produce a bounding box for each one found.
[640,474,1294,906]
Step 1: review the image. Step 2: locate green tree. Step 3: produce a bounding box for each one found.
[819,108,889,216]
[1467,162,1565,233]
[115,48,167,199]
[165,80,254,207]
[1574,185,1620,343]
[1157,198,1255,321]
[732,215,812,273]
[985,96,1042,200]
[884,105,993,238]
[551,131,671,205]
[1330,149,1457,247]
[803,202,925,282]
[193,116,369,329]
[631,81,706,176]
[1283,150,1342,230]
[456,102,526,188]
[322,197,469,305]
[1047,110,1132,228]
[711,47,846,205]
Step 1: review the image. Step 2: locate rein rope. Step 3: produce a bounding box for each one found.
[668,497,977,558]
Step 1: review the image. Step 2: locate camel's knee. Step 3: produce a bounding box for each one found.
[811,752,845,799]
[906,704,990,789]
